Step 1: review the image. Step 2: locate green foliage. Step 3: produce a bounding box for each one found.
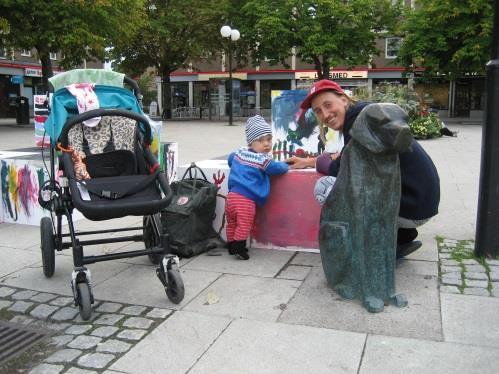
[0,0,145,88]
[364,82,442,140]
[111,0,225,78]
[237,0,401,79]
[0,16,7,33]
[137,72,157,107]
[370,82,420,119]
[408,112,442,140]
[397,0,493,78]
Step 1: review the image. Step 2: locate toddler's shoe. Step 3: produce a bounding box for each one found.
[227,241,236,255]
[233,240,249,260]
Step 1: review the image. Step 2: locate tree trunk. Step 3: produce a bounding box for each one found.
[38,50,53,92]
[313,56,323,80]
[160,70,172,119]
[322,58,330,81]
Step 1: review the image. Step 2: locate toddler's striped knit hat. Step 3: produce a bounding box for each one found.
[245,115,272,145]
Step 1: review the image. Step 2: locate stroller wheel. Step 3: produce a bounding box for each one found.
[40,217,55,278]
[143,215,162,264]
[165,269,185,304]
[77,282,92,321]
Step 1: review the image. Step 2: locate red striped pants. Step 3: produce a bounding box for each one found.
[225,192,256,242]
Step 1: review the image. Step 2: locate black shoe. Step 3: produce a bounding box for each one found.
[397,240,422,259]
[233,240,249,260]
[397,228,418,245]
[440,127,457,137]
[227,241,236,255]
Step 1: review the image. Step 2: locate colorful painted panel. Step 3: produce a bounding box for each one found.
[34,95,50,148]
[0,153,84,226]
[1,157,51,225]
[252,169,322,252]
[160,142,179,183]
[271,90,343,161]
[149,118,162,162]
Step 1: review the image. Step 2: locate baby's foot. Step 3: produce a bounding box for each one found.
[236,250,249,260]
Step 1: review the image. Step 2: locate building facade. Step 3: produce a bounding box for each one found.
[0,48,102,118]
[167,39,413,120]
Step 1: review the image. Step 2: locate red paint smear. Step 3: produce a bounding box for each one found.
[17,165,38,217]
[252,170,322,249]
[35,139,50,148]
[35,115,47,123]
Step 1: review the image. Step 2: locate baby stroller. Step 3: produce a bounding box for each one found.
[39,69,184,320]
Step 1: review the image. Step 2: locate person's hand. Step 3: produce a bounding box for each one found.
[285,156,316,169]
[316,152,334,174]
[331,152,340,160]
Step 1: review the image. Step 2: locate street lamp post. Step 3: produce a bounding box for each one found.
[220,25,240,126]
[475,0,499,257]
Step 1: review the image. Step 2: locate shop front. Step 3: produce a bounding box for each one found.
[0,65,43,118]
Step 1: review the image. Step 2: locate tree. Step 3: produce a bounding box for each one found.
[397,0,494,78]
[236,0,401,79]
[0,0,144,90]
[110,0,226,119]
[137,71,157,107]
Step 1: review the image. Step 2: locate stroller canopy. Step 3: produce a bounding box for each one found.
[49,69,125,91]
[44,69,145,143]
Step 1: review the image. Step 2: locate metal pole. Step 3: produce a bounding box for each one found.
[475,0,499,257]
[228,45,233,126]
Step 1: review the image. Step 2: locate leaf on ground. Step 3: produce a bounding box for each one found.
[204,291,219,305]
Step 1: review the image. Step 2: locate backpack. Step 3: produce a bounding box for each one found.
[160,163,222,257]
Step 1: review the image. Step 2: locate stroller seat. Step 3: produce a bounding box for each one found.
[61,115,170,221]
[67,116,137,154]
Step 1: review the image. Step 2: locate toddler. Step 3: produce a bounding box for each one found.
[226,115,289,259]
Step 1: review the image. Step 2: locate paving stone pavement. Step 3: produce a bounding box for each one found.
[438,239,499,297]
[0,284,172,373]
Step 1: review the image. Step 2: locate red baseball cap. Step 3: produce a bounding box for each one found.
[300,79,345,110]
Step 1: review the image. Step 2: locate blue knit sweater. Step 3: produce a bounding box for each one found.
[228,148,289,206]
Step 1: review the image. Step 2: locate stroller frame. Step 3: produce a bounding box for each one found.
[39,72,184,320]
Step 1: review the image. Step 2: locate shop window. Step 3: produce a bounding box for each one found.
[193,82,209,108]
[385,37,402,59]
[50,52,57,60]
[171,82,188,108]
[260,80,291,110]
[21,49,31,57]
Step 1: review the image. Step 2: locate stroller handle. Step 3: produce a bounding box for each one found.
[58,109,153,147]
[124,77,142,102]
